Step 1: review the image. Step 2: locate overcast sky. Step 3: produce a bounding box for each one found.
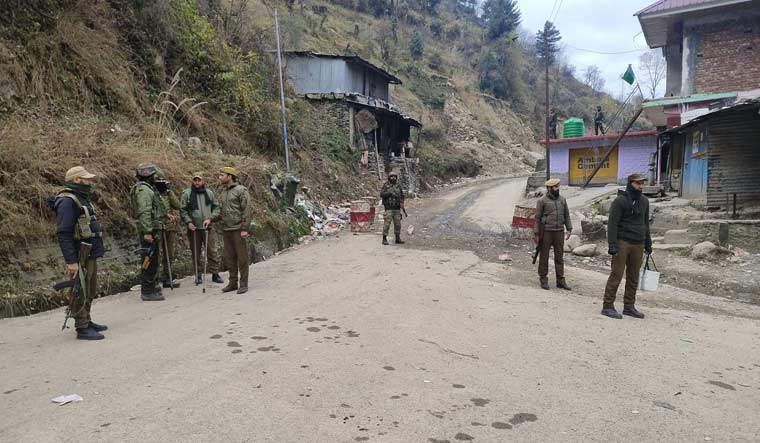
[503,0,661,97]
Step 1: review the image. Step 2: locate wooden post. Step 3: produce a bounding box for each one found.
[582,107,644,188]
[349,106,355,151]
[544,56,550,181]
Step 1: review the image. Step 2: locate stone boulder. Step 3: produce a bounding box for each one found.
[572,244,599,257]
[564,235,582,252]
[581,219,606,241]
[690,241,729,260]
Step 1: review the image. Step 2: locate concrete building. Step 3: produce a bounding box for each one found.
[280,51,421,193]
[546,131,658,186]
[636,0,760,128]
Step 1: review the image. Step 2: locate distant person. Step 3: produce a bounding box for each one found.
[533,178,573,291]
[130,163,167,302]
[180,172,223,286]
[380,171,405,245]
[549,108,559,139]
[51,166,107,340]
[601,173,652,319]
[155,170,181,289]
[594,106,606,135]
[218,167,251,294]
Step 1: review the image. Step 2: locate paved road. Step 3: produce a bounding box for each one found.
[1,179,759,443]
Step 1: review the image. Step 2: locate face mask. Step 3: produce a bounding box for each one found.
[156,182,168,193]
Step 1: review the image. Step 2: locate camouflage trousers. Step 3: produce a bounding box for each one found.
[383,209,402,236]
[70,258,97,329]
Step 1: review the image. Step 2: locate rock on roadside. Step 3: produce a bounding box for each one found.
[572,244,599,257]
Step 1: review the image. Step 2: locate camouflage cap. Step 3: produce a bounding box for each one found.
[628,173,646,183]
[154,169,168,181]
[192,172,204,180]
[388,169,400,177]
[220,166,238,176]
[136,163,158,178]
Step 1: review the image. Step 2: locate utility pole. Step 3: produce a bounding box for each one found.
[544,40,550,181]
[274,8,291,172]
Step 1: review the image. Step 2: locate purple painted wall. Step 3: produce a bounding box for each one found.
[549,133,657,185]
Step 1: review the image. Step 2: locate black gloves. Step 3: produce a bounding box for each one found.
[608,244,619,256]
[645,239,653,254]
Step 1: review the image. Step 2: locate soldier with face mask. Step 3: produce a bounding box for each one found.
[534,178,573,291]
[380,171,405,245]
[130,163,167,301]
[154,170,181,289]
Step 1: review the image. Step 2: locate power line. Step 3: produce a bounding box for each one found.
[565,44,645,55]
[547,0,559,23]
[550,0,563,23]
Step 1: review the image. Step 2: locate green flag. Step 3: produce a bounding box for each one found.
[622,64,635,85]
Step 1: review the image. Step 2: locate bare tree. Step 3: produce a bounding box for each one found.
[639,49,666,99]
[582,65,605,92]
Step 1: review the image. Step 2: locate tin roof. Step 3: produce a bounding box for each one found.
[642,92,738,108]
[662,99,760,134]
[544,130,657,145]
[281,51,402,85]
[635,0,751,16]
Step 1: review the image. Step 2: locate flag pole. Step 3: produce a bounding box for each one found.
[274,8,291,172]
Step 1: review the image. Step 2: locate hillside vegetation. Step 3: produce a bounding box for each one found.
[0,0,644,312]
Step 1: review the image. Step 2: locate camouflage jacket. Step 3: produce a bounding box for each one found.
[179,186,221,228]
[218,183,250,231]
[380,183,405,210]
[130,181,166,235]
[159,189,181,232]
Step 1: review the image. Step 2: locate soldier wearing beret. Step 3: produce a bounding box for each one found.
[534,178,573,291]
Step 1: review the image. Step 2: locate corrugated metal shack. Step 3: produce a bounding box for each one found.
[280,51,422,191]
[663,99,760,208]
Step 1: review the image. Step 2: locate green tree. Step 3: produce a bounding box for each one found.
[482,0,522,41]
[409,30,424,60]
[535,21,561,67]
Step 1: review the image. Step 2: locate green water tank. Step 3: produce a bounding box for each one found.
[563,118,585,138]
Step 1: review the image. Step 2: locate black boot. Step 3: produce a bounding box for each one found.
[195,274,202,285]
[557,280,572,291]
[76,327,105,340]
[395,234,405,244]
[88,321,108,332]
[212,273,224,284]
[540,278,550,290]
[382,236,389,245]
[162,280,180,289]
[623,305,645,319]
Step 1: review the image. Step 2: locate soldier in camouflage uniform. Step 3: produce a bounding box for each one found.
[130,163,167,301]
[155,170,181,289]
[380,171,405,245]
[218,167,251,294]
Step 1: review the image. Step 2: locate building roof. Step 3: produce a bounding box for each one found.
[303,92,422,127]
[281,51,402,85]
[642,92,738,108]
[662,99,760,134]
[635,0,754,47]
[545,130,657,145]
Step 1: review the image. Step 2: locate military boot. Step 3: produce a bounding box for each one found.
[76,327,105,340]
[540,278,550,290]
[622,305,645,319]
[601,308,623,319]
[88,321,108,332]
[222,283,238,293]
[395,235,405,244]
[212,273,224,284]
[382,236,389,245]
[141,290,165,301]
[195,274,202,285]
[557,280,572,291]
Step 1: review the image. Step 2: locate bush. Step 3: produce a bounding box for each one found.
[409,30,424,60]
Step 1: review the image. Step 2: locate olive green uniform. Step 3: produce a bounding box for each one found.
[219,183,250,289]
[381,182,405,237]
[180,186,222,275]
[130,180,166,296]
[159,189,181,284]
[534,193,572,286]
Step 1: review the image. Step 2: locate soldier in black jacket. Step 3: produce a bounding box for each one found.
[51,166,107,340]
[602,173,652,319]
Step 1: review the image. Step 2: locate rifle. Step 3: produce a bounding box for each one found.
[532,222,544,265]
[58,242,92,330]
[141,238,159,270]
[402,207,408,218]
[160,229,174,291]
